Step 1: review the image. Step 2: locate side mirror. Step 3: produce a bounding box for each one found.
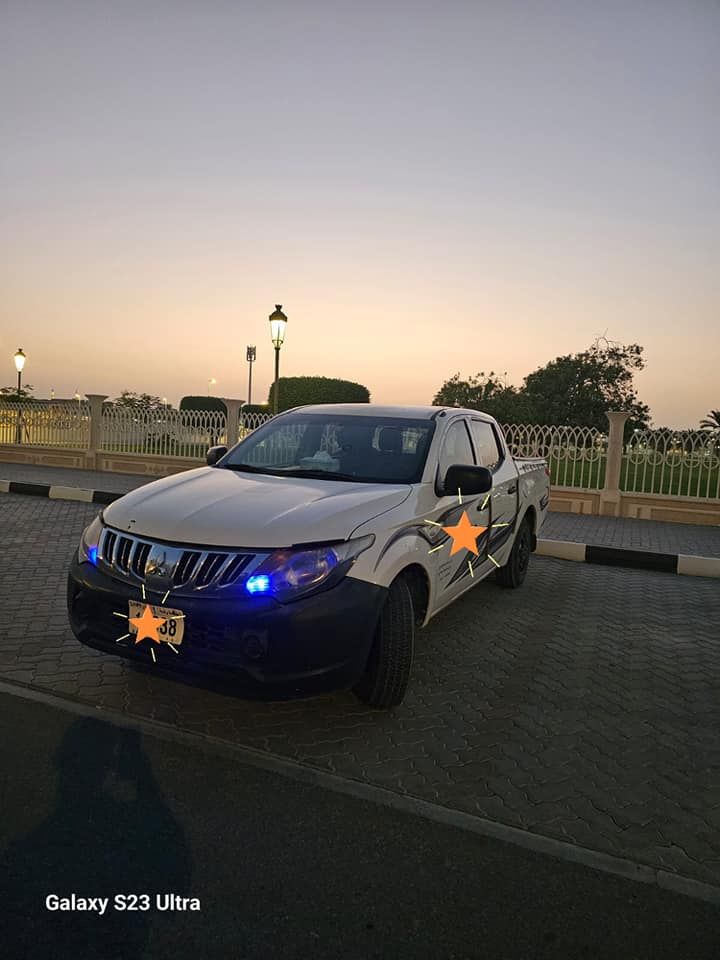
[442,464,492,497]
[206,445,228,466]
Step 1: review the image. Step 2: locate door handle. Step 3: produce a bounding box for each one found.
[507,483,517,494]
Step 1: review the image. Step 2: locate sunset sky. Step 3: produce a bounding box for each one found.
[2,0,717,428]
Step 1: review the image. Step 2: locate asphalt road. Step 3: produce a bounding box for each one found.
[2,689,719,960]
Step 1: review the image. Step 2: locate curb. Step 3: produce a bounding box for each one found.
[0,478,120,505]
[536,539,720,579]
[2,478,720,579]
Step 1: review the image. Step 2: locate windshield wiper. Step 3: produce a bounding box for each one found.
[220,463,286,475]
[276,468,362,481]
[276,468,398,483]
[222,464,393,483]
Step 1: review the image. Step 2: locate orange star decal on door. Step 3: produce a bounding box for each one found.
[128,604,167,644]
[441,510,488,556]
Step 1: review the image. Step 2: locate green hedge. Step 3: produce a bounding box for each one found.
[179,396,227,413]
[268,376,370,413]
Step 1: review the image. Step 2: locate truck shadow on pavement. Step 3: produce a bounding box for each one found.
[3,717,193,959]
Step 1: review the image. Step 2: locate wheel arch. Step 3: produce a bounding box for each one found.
[395,563,430,628]
[519,505,538,551]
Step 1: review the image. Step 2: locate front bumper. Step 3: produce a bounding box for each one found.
[67,555,387,698]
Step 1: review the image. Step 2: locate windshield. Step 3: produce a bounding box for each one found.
[220,413,436,484]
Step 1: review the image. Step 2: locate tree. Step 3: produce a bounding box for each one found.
[434,340,651,430]
[113,390,164,410]
[433,371,505,407]
[0,384,35,401]
[269,376,370,413]
[179,396,226,413]
[432,371,529,422]
[700,410,720,432]
[518,339,650,430]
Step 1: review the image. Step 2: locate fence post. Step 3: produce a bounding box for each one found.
[85,394,108,469]
[599,410,630,517]
[222,398,244,448]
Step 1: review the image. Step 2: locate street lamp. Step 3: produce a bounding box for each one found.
[208,377,217,396]
[268,304,287,415]
[13,348,26,396]
[13,348,26,443]
[246,345,256,407]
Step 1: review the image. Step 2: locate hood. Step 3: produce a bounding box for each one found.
[102,466,412,548]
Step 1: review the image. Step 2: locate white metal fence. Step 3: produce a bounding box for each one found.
[502,422,720,499]
[0,400,90,447]
[501,423,607,490]
[1,402,718,501]
[101,406,230,457]
[624,428,720,499]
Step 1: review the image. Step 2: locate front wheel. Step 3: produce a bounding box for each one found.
[495,517,532,589]
[353,575,415,709]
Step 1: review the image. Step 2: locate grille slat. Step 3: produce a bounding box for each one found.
[116,537,133,572]
[131,541,151,577]
[217,554,252,585]
[195,553,228,588]
[102,530,117,564]
[174,551,201,586]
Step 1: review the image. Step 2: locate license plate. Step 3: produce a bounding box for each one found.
[128,601,185,646]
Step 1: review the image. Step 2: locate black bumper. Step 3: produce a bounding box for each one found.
[67,556,387,699]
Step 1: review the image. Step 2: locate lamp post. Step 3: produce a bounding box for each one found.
[208,377,217,396]
[246,345,256,407]
[268,305,287,415]
[13,348,26,444]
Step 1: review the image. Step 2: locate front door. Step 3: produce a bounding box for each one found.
[428,417,494,609]
[468,418,519,568]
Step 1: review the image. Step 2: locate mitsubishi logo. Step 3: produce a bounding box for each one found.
[144,545,177,593]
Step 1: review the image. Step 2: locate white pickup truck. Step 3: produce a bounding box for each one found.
[67,404,549,708]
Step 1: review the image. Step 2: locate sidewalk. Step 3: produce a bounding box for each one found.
[543,513,720,559]
[2,459,720,560]
[0,461,150,494]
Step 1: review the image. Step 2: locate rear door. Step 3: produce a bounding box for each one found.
[468,419,519,568]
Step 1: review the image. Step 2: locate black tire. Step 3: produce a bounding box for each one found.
[353,575,415,709]
[495,517,532,589]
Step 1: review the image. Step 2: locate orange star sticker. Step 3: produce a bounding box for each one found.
[129,604,167,645]
[442,510,488,557]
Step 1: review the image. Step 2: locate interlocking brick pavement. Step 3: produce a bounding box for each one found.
[1,492,720,887]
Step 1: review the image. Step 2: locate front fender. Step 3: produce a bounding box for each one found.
[347,523,436,626]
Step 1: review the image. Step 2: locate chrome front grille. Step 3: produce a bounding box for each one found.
[98,527,265,593]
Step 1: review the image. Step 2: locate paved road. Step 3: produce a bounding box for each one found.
[2,458,719,555]
[3,690,719,960]
[1,493,719,890]
[0,460,153,493]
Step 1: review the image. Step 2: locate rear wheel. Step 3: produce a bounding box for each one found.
[495,517,532,589]
[353,575,415,709]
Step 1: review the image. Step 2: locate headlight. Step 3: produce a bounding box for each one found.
[78,513,104,564]
[245,535,375,603]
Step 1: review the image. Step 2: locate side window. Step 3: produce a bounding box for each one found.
[470,420,502,469]
[438,420,475,482]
